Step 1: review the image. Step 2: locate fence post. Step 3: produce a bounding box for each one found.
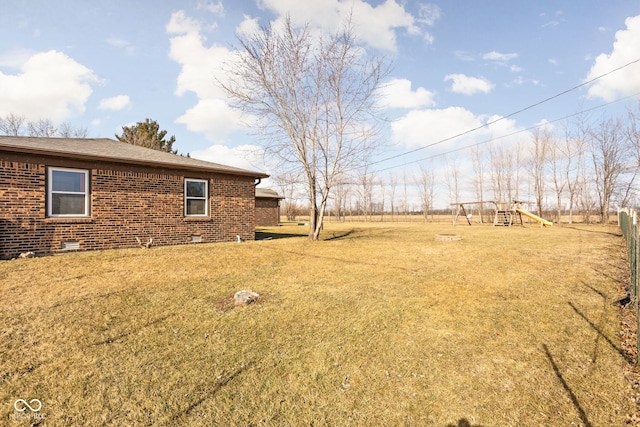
[632,208,636,297]
[632,211,640,365]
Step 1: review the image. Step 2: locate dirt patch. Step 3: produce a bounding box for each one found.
[435,233,462,241]
[214,292,272,313]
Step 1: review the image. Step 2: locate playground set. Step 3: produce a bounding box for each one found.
[451,200,553,227]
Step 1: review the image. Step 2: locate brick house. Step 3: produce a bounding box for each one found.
[0,136,268,258]
[255,188,283,226]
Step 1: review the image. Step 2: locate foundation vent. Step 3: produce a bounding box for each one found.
[61,241,80,251]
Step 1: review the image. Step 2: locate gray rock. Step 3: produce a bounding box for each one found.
[18,251,35,258]
[234,289,259,306]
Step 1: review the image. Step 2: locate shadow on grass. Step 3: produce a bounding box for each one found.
[255,230,306,240]
[169,362,252,423]
[90,314,175,346]
[325,228,359,240]
[567,301,633,364]
[264,245,420,272]
[564,225,622,237]
[445,418,483,427]
[581,281,608,299]
[542,343,593,427]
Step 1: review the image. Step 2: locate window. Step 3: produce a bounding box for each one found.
[47,167,90,217]
[185,178,208,217]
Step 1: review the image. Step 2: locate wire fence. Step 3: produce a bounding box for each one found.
[618,208,639,363]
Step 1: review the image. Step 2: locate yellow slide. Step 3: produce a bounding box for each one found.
[516,208,553,227]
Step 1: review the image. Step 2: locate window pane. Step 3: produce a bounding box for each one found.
[186,181,205,197]
[187,199,206,215]
[52,170,85,192]
[52,194,86,215]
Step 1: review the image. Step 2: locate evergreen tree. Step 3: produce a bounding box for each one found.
[115,118,177,154]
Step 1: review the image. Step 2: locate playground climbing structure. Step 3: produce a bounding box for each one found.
[452,201,552,227]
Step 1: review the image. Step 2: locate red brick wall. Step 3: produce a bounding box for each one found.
[255,198,280,226]
[0,152,257,258]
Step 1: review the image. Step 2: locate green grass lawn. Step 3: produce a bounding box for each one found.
[0,222,634,426]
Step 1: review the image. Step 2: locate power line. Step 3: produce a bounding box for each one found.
[370,90,640,175]
[359,56,640,173]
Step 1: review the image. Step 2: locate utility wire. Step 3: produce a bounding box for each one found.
[370,90,640,175]
[358,56,640,173]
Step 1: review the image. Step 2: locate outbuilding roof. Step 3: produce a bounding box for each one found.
[255,188,284,199]
[0,136,268,178]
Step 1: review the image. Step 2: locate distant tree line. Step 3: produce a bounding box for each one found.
[0,114,181,155]
[274,103,640,225]
[0,113,88,138]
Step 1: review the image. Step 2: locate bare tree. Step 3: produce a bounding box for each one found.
[0,114,26,136]
[58,122,88,138]
[489,143,515,203]
[401,170,410,220]
[0,114,88,138]
[549,130,566,223]
[445,155,461,207]
[471,145,486,222]
[27,118,58,137]
[590,117,631,223]
[221,16,389,240]
[356,167,375,221]
[561,112,591,224]
[273,171,303,221]
[415,162,434,222]
[625,104,640,207]
[513,140,524,201]
[530,127,550,217]
[577,167,596,224]
[388,173,397,222]
[331,178,350,222]
[377,176,386,222]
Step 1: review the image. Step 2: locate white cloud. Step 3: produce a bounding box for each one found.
[0,50,99,121]
[237,15,260,38]
[175,98,247,141]
[453,50,474,62]
[391,107,482,148]
[97,95,131,111]
[585,14,640,101]
[381,78,435,109]
[391,107,522,149]
[166,10,202,35]
[444,74,494,95]
[190,143,265,172]
[106,37,135,56]
[197,1,224,16]
[167,11,248,141]
[0,48,35,68]
[418,3,442,26]
[483,51,518,62]
[256,0,436,51]
[166,4,439,143]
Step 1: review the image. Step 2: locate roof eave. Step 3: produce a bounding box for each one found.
[0,144,269,179]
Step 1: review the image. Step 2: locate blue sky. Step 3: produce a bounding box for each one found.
[2,1,640,206]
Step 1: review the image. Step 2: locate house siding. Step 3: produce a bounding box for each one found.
[0,152,256,258]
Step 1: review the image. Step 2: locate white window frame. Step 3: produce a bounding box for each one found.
[47,167,90,218]
[184,178,209,217]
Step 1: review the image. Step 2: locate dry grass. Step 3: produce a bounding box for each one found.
[0,222,634,426]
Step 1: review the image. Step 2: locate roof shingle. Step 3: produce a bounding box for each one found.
[0,136,268,178]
